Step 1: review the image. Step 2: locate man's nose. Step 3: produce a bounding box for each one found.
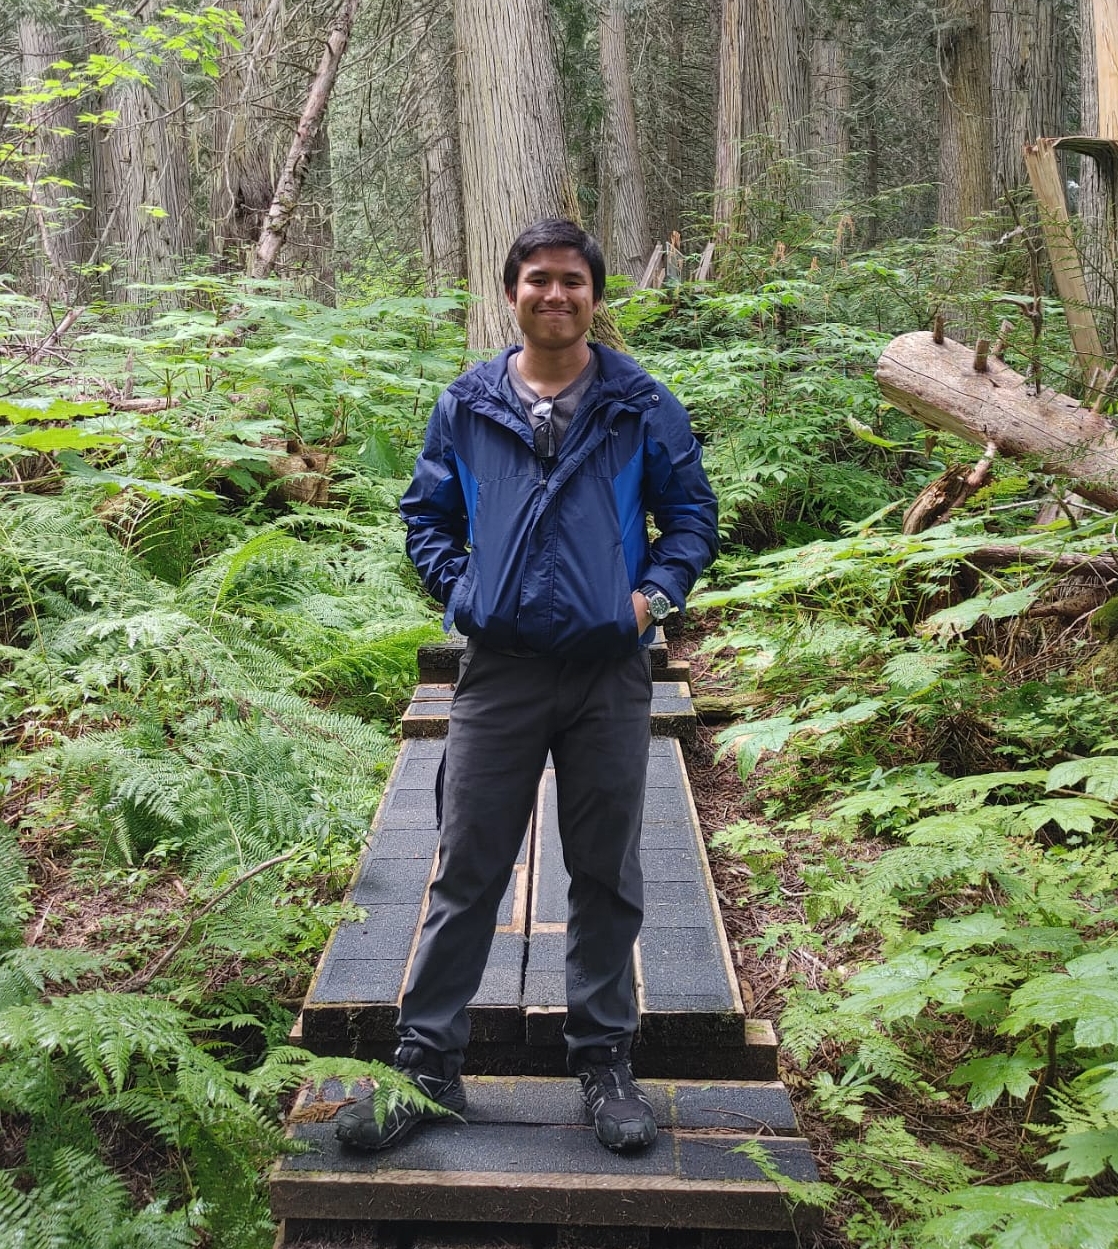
[541,280,565,301]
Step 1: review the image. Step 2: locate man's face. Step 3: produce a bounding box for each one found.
[507,246,599,350]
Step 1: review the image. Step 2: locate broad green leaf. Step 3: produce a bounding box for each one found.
[2,427,120,451]
[55,452,217,500]
[1048,756,1118,803]
[1004,949,1118,1048]
[716,715,795,779]
[355,430,406,476]
[1019,797,1115,835]
[984,586,1040,620]
[1043,1130,1118,1181]
[920,1188,1118,1249]
[846,415,903,448]
[936,771,1048,804]
[0,396,108,423]
[838,951,942,1021]
[921,913,1009,953]
[949,1050,1039,1109]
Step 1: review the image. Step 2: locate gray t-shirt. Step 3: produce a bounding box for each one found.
[508,352,599,455]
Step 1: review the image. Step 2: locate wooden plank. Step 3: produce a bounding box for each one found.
[1023,138,1108,381]
[418,635,673,685]
[695,241,715,282]
[403,680,694,740]
[638,245,663,289]
[636,740,744,1040]
[1095,0,1118,138]
[272,1078,819,1233]
[300,739,529,1057]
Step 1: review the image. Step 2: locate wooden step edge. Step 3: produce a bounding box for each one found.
[292,1012,780,1080]
[269,1161,820,1233]
[417,633,674,683]
[403,693,696,740]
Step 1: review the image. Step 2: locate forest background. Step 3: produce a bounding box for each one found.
[4,1,1118,1247]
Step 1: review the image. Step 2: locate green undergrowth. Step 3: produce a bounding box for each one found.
[0,281,459,1248]
[695,512,1118,1246]
[2,199,1114,1245]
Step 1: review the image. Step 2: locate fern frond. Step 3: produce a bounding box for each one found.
[0,947,107,1010]
[0,822,32,951]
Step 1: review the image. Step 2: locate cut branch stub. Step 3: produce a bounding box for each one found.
[876,330,1118,510]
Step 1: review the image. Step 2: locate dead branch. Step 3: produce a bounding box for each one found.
[877,331,1118,510]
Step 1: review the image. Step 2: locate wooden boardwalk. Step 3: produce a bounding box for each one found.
[274,640,817,1247]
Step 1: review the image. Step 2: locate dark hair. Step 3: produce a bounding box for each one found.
[503,219,606,302]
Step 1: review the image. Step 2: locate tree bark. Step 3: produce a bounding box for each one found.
[809,15,850,210]
[598,0,651,280]
[211,0,339,302]
[454,0,572,350]
[414,0,464,294]
[713,0,746,237]
[251,0,359,283]
[19,16,88,303]
[853,0,882,245]
[88,0,193,313]
[876,330,1118,509]
[1076,0,1117,337]
[740,0,810,184]
[937,0,993,229]
[990,0,1064,198]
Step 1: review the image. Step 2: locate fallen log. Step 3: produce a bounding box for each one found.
[876,331,1118,510]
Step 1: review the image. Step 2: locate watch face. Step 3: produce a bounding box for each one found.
[648,592,671,621]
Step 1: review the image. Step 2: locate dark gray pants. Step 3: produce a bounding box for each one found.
[398,642,653,1074]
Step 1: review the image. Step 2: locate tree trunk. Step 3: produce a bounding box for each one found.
[990,0,1064,198]
[454,0,572,350]
[713,0,746,236]
[876,330,1118,510]
[937,0,993,229]
[740,0,811,184]
[19,16,88,303]
[251,0,358,284]
[661,0,686,241]
[598,0,651,280]
[88,1,193,313]
[210,0,339,303]
[809,15,850,210]
[414,0,464,294]
[1076,0,1116,331]
[853,0,882,245]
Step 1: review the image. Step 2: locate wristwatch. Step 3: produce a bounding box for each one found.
[640,586,673,623]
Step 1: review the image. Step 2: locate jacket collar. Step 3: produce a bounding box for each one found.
[449,342,655,418]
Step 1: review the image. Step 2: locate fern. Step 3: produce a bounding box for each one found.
[0,1148,198,1249]
[0,820,32,951]
[918,1182,1118,1249]
[0,947,108,1010]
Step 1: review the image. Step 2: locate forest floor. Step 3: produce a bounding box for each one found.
[676,622,1043,1249]
[8,620,1039,1247]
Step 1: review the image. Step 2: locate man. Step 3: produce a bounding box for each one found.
[335,219,718,1155]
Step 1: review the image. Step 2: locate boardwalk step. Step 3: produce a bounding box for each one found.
[403,682,696,740]
[272,1078,818,1237]
[416,636,680,686]
[298,739,776,1079]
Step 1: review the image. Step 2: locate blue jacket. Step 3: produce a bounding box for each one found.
[400,343,719,659]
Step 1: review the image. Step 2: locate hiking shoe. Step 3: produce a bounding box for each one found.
[573,1046,657,1152]
[334,1044,466,1151]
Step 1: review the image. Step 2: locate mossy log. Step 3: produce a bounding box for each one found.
[876,331,1118,510]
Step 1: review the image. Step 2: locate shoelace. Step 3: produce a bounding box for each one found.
[585,1064,635,1099]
